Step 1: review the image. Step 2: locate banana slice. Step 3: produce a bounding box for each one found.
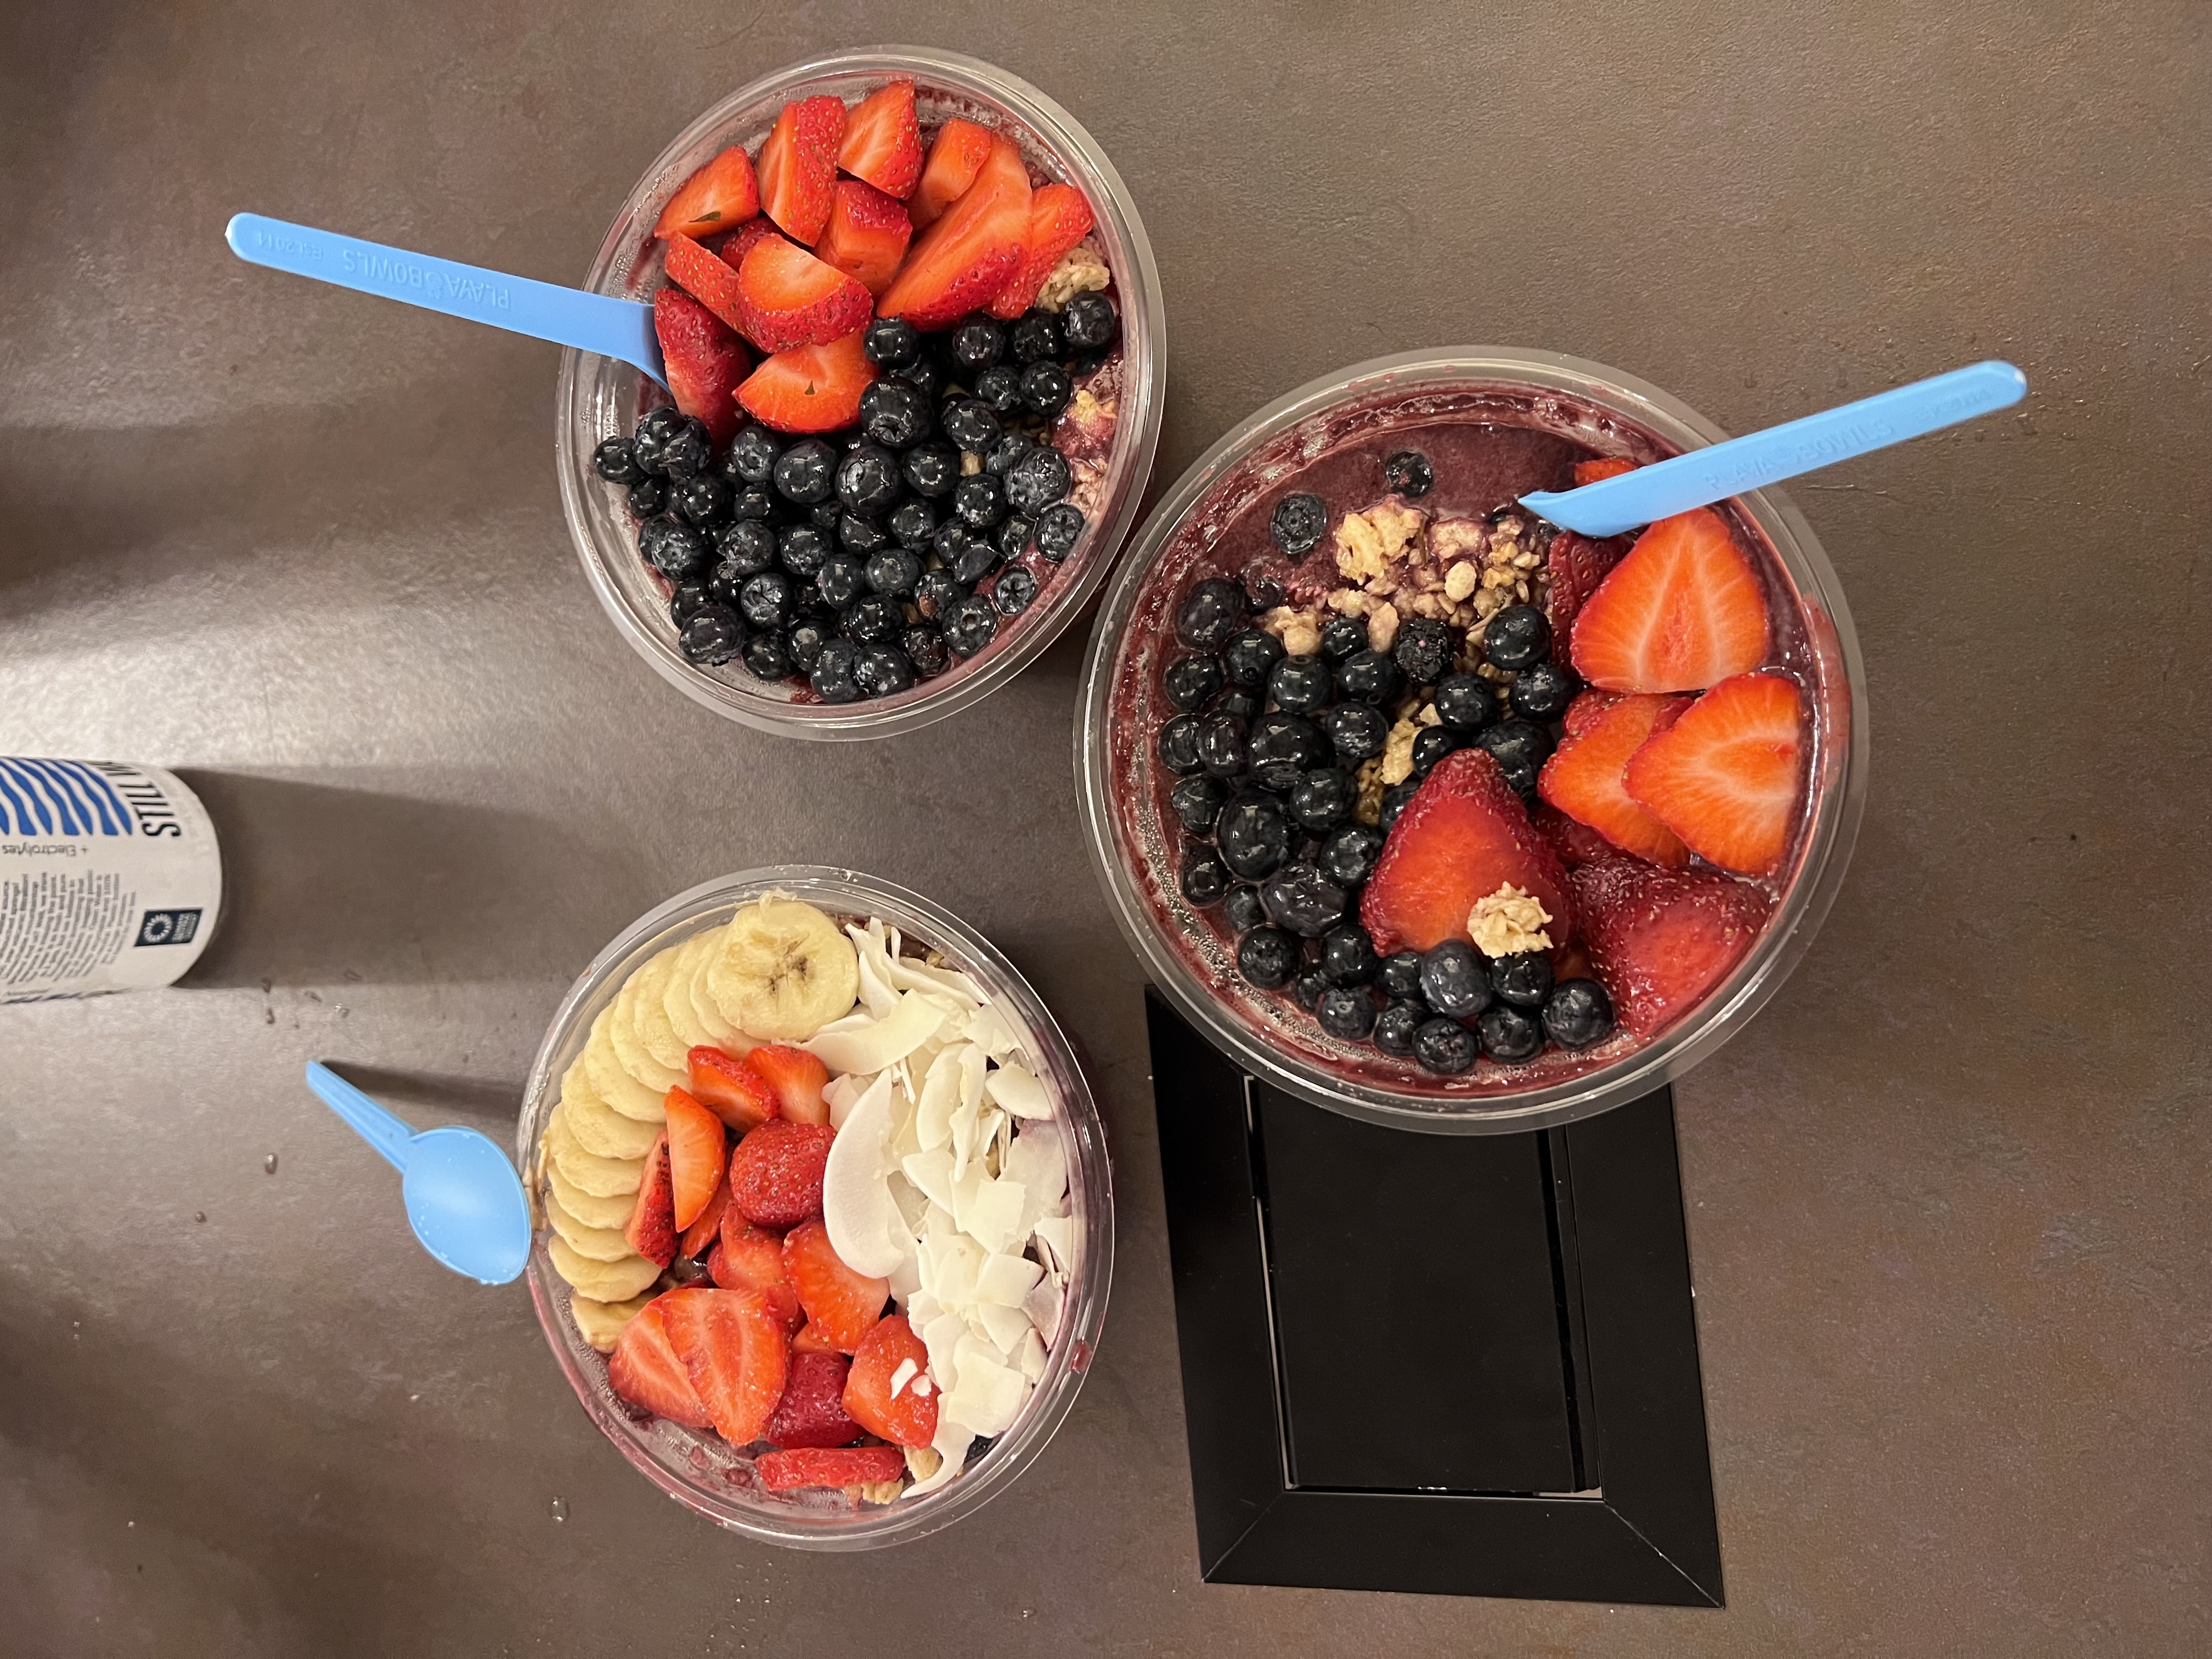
[571,1289,657,1354]
[544,1106,646,1198]
[706,895,860,1041]
[563,1083,661,1161]
[609,970,685,1093]
[661,934,720,1054]
[630,947,693,1074]
[687,926,752,1052]
[547,1160,636,1230]
[546,1188,635,1262]
[584,1009,668,1122]
[548,1235,660,1301]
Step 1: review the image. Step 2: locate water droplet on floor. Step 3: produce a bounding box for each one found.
[194,1211,206,1223]
[264,1154,279,1175]
[550,1497,567,1522]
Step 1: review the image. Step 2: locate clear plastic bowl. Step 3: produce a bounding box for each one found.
[555,47,1166,740]
[1076,348,1869,1136]
[514,866,1114,1548]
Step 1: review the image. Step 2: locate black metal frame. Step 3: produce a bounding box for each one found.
[1149,990,1724,1605]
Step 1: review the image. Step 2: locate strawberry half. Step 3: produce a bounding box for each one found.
[843,1313,938,1447]
[876,135,1032,329]
[745,1043,830,1126]
[662,232,752,337]
[837,79,923,199]
[1624,671,1804,876]
[757,94,846,245]
[678,1174,732,1261]
[908,117,995,228]
[757,1444,907,1492]
[736,328,878,435]
[659,1286,790,1446]
[1571,860,1771,1039]
[732,234,872,352]
[713,1216,804,1330]
[1545,528,1626,648]
[791,1321,839,1355]
[727,1119,834,1228]
[764,1349,863,1449]
[1573,455,1639,486]
[623,1131,678,1268]
[662,1086,727,1232]
[986,183,1096,319]
[783,1219,888,1354]
[653,146,760,240]
[607,1296,713,1429]
[1538,692,1695,868]
[718,216,784,272]
[1570,507,1770,693]
[687,1045,778,1132]
[652,289,749,447]
[1532,801,1624,870]
[815,179,913,297]
[1360,748,1576,957]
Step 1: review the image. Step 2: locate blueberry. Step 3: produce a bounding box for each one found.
[1326,702,1390,763]
[996,515,1035,560]
[860,379,932,448]
[1316,986,1378,1040]
[838,512,891,558]
[993,565,1040,616]
[1433,673,1500,732]
[1489,951,1554,1009]
[1242,562,1289,612]
[974,365,1024,415]
[1164,654,1224,711]
[941,594,998,658]
[1290,767,1357,832]
[1319,615,1369,662]
[1020,360,1074,417]
[1542,979,1615,1049]
[1509,659,1581,721]
[813,551,866,609]
[861,548,918,599]
[671,473,730,528]
[834,445,901,516]
[809,500,845,532]
[1483,605,1552,671]
[1247,712,1331,774]
[729,483,777,522]
[1384,450,1434,497]
[853,642,915,698]
[1378,780,1420,832]
[1377,951,1425,1001]
[1319,923,1378,986]
[1477,720,1553,777]
[810,638,862,703]
[1060,291,1118,352]
[1008,308,1063,363]
[1335,649,1401,706]
[628,476,670,517]
[953,472,1007,530]
[841,594,905,646]
[594,436,645,484]
[1293,968,1330,1012]
[1317,823,1385,890]
[1195,713,1248,778]
[1158,713,1205,775]
[1271,493,1327,560]
[944,525,998,585]
[1212,687,1261,724]
[1180,844,1232,907]
[1267,655,1333,715]
[640,518,710,580]
[864,317,921,368]
[777,523,830,579]
[1260,861,1348,938]
[723,424,783,485]
[903,625,951,679]
[1418,940,1491,1019]
[1477,1002,1545,1063]
[786,616,832,673]
[1237,926,1299,989]
[1221,629,1284,689]
[1005,445,1074,515]
[950,319,1005,373]
[737,570,795,630]
[1393,617,1456,684]
[986,431,1037,477]
[1223,884,1267,934]
[669,579,713,626]
[888,497,938,547]
[657,415,713,476]
[1373,1000,1427,1056]
[1176,578,1248,650]
[1217,792,1291,880]
[678,602,745,665]
[630,406,690,475]
[772,438,836,504]
[1170,774,1229,836]
[903,442,960,499]
[741,631,793,681]
[912,567,966,620]
[1411,725,1464,777]
[895,354,944,399]
[941,399,1002,454]
[1413,1017,1477,1074]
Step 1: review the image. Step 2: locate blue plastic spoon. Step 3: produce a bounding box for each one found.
[1519,359,2027,537]
[304,1061,532,1285]
[225,212,667,388]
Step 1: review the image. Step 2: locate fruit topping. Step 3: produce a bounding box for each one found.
[662,231,755,338]
[736,326,879,436]
[1570,859,1771,1039]
[1569,507,1769,692]
[986,184,1098,319]
[1623,670,1804,876]
[1538,691,1695,867]
[813,179,913,297]
[652,288,750,447]
[662,1086,728,1232]
[763,1348,865,1449]
[607,1296,714,1428]
[678,1172,733,1260]
[686,1045,778,1131]
[659,1286,791,1446]
[1545,529,1626,647]
[757,94,847,245]
[1572,456,1639,486]
[745,1042,831,1126]
[908,117,995,228]
[836,79,923,198]
[713,1215,804,1329]
[653,146,761,240]
[876,136,1032,329]
[728,1120,834,1229]
[757,1444,909,1492]
[1541,978,1617,1048]
[623,1131,679,1268]
[843,1312,938,1447]
[784,1218,890,1353]
[1360,748,1574,956]
[734,234,874,352]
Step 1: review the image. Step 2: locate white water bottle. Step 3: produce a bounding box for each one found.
[0,759,223,1002]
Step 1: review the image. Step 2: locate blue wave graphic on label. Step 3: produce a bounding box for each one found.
[0,759,187,838]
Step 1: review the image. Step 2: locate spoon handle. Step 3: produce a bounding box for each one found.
[1520,359,2028,537]
[225,212,666,388]
[305,1061,414,1173]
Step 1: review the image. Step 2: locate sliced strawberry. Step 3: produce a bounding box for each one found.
[1545,528,1627,648]
[843,1313,938,1447]
[1624,672,1804,876]
[607,1296,712,1429]
[837,80,923,199]
[714,1215,804,1330]
[651,289,749,447]
[985,183,1097,319]
[653,146,760,240]
[1360,748,1576,956]
[733,235,872,352]
[727,1119,834,1228]
[736,328,877,435]
[764,1349,863,1449]
[815,179,913,297]
[877,136,1032,329]
[687,1045,778,1132]
[658,1286,789,1446]
[662,1086,728,1232]
[1570,507,1770,693]
[908,117,995,228]
[1532,800,1629,870]
[757,1444,907,1492]
[662,232,752,337]
[1538,692,1695,868]
[783,1219,888,1354]
[623,1131,678,1268]
[792,1321,840,1355]
[744,1044,830,1126]
[679,1172,732,1260]
[717,216,785,272]
[757,95,845,245]
[1571,860,1771,1039]
[1573,455,1639,486]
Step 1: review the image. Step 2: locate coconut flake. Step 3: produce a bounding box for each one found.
[823,1071,862,1128]
[907,1412,975,1497]
[901,1149,956,1215]
[1022,1273,1064,1345]
[975,1251,1044,1307]
[884,951,988,1008]
[1034,1214,1076,1279]
[975,1299,1033,1356]
[949,1044,989,1179]
[888,1357,919,1398]
[947,1336,1028,1437]
[963,1175,1026,1256]
[916,1043,967,1152]
[1016,1325,1047,1383]
[1005,1121,1068,1218]
[961,998,1025,1062]
[821,1071,907,1277]
[986,1061,1052,1120]
[805,990,948,1077]
[848,923,902,1018]
[921,1311,968,1393]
